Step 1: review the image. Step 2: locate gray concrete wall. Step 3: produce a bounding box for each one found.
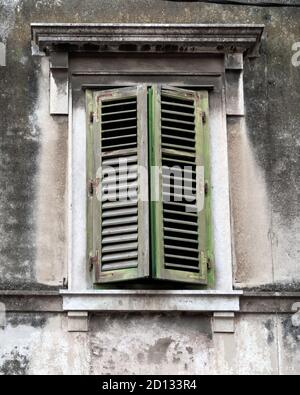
[0,0,299,374]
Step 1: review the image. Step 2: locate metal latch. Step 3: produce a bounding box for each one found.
[88,178,100,196]
[89,251,99,272]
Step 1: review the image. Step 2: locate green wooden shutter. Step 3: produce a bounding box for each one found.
[87,86,149,283]
[149,85,213,285]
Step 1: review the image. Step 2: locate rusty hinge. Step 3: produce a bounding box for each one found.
[202,112,207,124]
[207,257,213,271]
[90,111,95,123]
[201,251,213,271]
[89,251,99,272]
[88,178,100,196]
[205,181,209,196]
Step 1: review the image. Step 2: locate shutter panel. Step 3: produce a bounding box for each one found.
[150,85,213,285]
[89,86,149,283]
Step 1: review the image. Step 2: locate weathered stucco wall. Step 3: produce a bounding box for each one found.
[0,0,299,290]
[0,312,299,375]
[0,0,299,375]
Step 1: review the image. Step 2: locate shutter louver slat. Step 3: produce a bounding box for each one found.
[102,225,138,236]
[102,234,138,245]
[102,201,138,210]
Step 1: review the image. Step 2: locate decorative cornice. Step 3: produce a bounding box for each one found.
[31,23,264,57]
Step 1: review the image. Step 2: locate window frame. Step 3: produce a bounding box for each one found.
[66,53,236,299]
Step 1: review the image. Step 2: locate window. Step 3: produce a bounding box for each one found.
[86,85,213,286]
[31,23,264,318]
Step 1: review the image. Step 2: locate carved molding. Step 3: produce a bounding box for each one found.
[31,23,264,57]
[31,24,264,115]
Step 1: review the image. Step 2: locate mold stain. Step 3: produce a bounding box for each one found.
[0,349,29,375]
[282,317,300,346]
[264,319,275,345]
[8,314,47,329]
[186,346,193,355]
[147,338,174,364]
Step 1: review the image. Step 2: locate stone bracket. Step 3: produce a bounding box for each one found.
[225,53,244,71]
[225,53,245,117]
[213,312,236,334]
[49,52,69,115]
[67,311,89,332]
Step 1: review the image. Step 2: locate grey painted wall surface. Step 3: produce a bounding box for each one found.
[0,0,299,375]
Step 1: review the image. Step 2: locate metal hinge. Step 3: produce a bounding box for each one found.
[90,111,95,123]
[205,181,209,196]
[88,178,100,196]
[202,112,207,124]
[201,251,213,271]
[89,251,99,272]
[207,257,213,271]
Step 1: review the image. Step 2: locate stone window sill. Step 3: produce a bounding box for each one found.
[60,290,243,313]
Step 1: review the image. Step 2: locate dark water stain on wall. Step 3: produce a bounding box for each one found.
[264,319,275,345]
[282,316,300,346]
[147,337,174,364]
[0,349,30,375]
[0,17,40,287]
[244,12,300,225]
[7,313,48,329]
